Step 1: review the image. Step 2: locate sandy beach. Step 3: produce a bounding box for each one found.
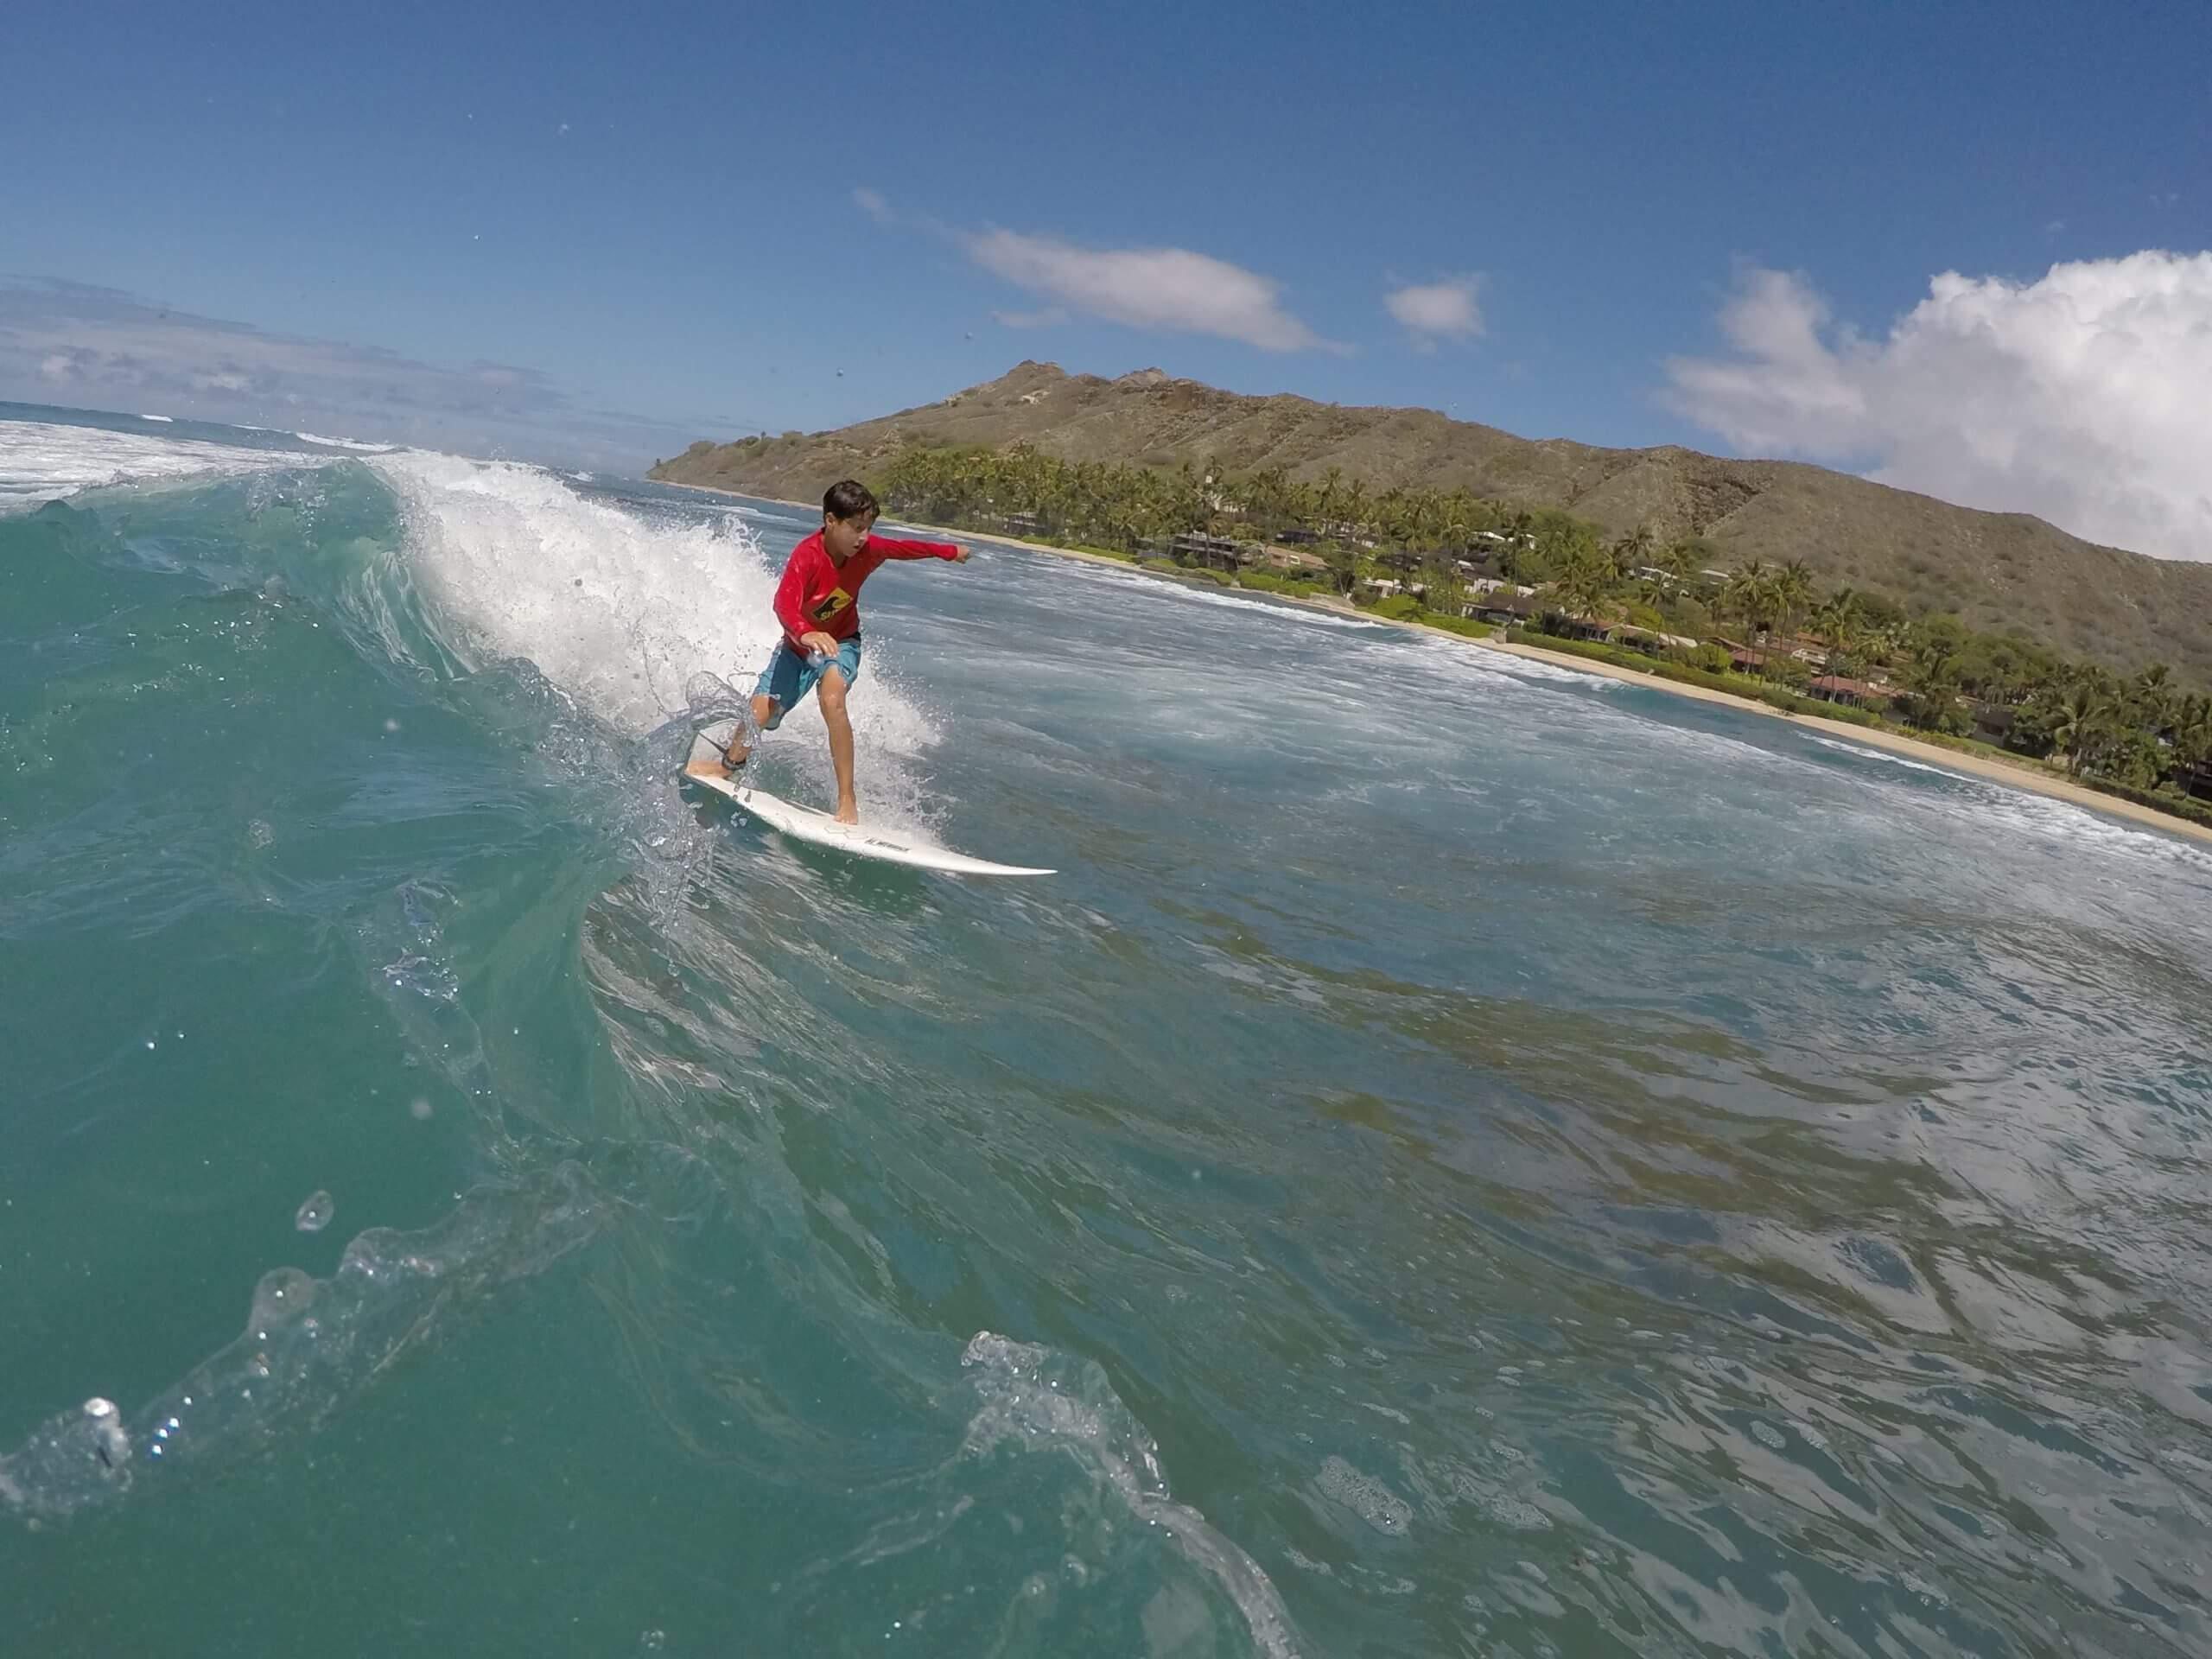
[683,484,2212,849]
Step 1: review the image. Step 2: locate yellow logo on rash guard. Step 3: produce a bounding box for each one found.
[810,587,854,622]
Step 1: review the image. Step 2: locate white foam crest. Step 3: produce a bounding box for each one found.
[1807,734,1961,779]
[1050,561,1388,632]
[1807,739,2212,874]
[295,430,398,454]
[138,412,175,423]
[1457,642,1631,688]
[367,454,944,810]
[1177,586,1391,631]
[0,419,323,510]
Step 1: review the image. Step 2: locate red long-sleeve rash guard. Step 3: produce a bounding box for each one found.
[771,529,959,651]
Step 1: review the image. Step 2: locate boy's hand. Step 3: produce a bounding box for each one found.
[951,545,972,563]
[799,631,840,658]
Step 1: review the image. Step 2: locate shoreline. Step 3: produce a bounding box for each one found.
[670,481,2212,849]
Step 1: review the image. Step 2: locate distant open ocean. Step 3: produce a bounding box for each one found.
[3,401,2209,1657]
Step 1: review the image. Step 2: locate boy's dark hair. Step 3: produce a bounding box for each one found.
[823,479,880,521]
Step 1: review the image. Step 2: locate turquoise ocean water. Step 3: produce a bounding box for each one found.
[3,404,2209,1656]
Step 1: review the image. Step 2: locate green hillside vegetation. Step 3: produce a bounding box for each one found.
[651,360,2212,685]
[773,441,2212,825]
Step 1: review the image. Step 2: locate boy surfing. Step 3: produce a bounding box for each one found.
[688,479,969,823]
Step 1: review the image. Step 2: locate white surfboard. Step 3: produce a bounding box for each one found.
[678,732,1052,878]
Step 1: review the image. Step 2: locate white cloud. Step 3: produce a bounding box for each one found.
[1666,253,2212,562]
[1384,276,1484,347]
[964,229,1340,353]
[853,187,892,225]
[0,278,744,469]
[991,306,1071,329]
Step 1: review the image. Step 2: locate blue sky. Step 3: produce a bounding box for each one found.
[5,0,2209,556]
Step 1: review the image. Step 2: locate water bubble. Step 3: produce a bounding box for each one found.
[247,819,275,849]
[383,718,402,734]
[251,1268,317,1331]
[296,1191,334,1232]
[82,1397,129,1469]
[410,1096,434,1120]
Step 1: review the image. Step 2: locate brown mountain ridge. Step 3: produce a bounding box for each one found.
[651,361,2212,683]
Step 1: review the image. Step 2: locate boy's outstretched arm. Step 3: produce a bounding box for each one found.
[870,536,970,563]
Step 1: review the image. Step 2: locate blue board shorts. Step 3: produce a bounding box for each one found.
[753,635,861,728]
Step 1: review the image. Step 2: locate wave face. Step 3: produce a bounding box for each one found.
[3,408,2211,1658]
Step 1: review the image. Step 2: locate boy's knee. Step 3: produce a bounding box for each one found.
[817,669,849,710]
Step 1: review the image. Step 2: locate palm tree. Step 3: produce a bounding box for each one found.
[2049,682,2117,774]
[1553,539,1616,626]
[1340,478,1372,543]
[1422,554,1465,618]
[1316,467,1344,537]
[1724,562,1783,655]
[1774,560,1815,641]
[1895,617,1968,729]
[2173,697,2212,796]
[2129,662,2176,736]
[1611,524,1656,579]
[1810,589,1865,675]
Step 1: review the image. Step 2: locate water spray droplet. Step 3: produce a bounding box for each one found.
[296,1191,334,1232]
[82,1397,129,1469]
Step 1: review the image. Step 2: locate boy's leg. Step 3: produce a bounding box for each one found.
[708,693,777,772]
[689,649,790,778]
[817,666,859,823]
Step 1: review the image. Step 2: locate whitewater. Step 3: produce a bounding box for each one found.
[3,402,2209,1658]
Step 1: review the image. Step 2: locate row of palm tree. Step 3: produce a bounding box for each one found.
[870,445,2211,801]
[875,444,1567,575]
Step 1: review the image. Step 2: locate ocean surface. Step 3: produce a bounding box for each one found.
[3,402,2209,1658]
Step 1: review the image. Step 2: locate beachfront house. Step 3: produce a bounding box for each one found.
[1171,531,1244,572]
[1361,575,1427,601]
[1810,674,1883,709]
[1612,625,1700,655]
[1465,593,1538,626]
[1262,546,1331,576]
